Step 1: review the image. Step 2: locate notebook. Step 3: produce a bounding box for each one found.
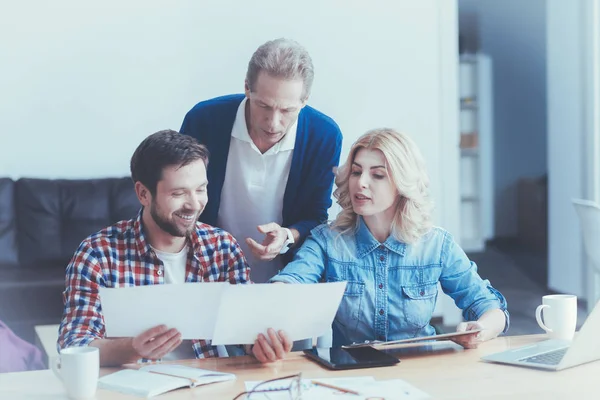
[98,364,235,398]
[481,300,600,371]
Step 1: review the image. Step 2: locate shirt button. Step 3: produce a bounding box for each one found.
[157,270,162,276]
[379,245,385,250]
[379,309,384,316]
[378,283,383,289]
[420,290,425,296]
[378,335,385,341]
[379,255,385,261]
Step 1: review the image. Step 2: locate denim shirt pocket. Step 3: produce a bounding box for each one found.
[329,277,365,333]
[402,283,438,329]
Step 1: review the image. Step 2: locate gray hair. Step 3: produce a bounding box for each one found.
[246,38,314,101]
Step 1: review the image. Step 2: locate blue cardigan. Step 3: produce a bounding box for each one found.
[180,94,343,260]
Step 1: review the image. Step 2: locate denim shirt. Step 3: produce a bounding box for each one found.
[271,218,509,347]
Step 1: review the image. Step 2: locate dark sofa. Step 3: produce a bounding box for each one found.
[0,177,139,343]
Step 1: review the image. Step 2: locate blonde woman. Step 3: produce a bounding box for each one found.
[270,128,508,349]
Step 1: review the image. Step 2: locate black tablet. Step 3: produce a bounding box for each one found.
[303,346,400,370]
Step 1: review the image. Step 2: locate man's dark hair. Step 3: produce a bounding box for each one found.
[130,129,210,195]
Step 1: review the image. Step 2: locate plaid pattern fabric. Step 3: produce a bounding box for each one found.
[58,209,250,359]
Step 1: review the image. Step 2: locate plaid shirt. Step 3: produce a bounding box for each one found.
[58,210,251,359]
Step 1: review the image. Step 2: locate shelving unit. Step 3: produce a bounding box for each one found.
[458,54,494,253]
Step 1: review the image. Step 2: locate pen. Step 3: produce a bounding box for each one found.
[310,380,361,395]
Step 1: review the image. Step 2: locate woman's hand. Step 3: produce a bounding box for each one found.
[452,321,484,349]
[452,308,507,349]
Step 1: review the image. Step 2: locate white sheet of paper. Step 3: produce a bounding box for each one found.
[244,377,430,400]
[99,283,226,339]
[342,379,432,400]
[244,376,375,400]
[211,281,347,345]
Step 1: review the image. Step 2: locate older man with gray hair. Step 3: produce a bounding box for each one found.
[180,38,343,285]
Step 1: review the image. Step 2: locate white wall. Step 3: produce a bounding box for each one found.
[547,0,599,298]
[458,0,598,298]
[0,0,459,235]
[476,0,548,238]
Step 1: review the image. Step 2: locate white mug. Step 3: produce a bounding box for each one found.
[535,294,577,340]
[51,346,99,399]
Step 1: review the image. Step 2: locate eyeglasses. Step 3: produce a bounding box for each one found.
[233,373,302,400]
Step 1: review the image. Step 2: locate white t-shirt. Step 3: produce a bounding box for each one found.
[151,245,229,360]
[150,246,229,360]
[151,245,196,360]
[217,98,296,283]
[152,245,188,285]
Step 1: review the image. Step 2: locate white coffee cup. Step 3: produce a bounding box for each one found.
[51,346,99,399]
[535,294,577,340]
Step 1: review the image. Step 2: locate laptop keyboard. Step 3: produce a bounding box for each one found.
[519,348,568,365]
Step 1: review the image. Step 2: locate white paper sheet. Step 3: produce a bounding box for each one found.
[99,283,226,339]
[243,376,431,400]
[211,281,347,345]
[342,379,432,399]
[99,281,346,343]
[244,376,375,400]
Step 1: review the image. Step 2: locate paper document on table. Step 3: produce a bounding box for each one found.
[99,283,226,339]
[341,379,432,399]
[244,376,431,400]
[211,282,347,345]
[244,376,375,400]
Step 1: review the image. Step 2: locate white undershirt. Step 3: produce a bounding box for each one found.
[152,245,188,285]
[150,246,229,360]
[151,244,232,360]
[217,98,296,283]
[150,245,196,361]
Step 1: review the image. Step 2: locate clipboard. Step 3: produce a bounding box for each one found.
[342,329,483,349]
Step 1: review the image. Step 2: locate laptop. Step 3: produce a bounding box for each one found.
[481,301,600,371]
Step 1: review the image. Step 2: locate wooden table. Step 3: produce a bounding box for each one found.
[1,334,598,399]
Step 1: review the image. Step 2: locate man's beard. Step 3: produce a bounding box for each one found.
[150,201,198,238]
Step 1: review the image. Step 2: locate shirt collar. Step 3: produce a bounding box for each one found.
[134,208,201,258]
[133,210,151,257]
[231,98,252,143]
[276,119,297,152]
[231,97,297,154]
[355,216,406,258]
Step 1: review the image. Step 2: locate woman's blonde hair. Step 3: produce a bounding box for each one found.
[331,128,433,244]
